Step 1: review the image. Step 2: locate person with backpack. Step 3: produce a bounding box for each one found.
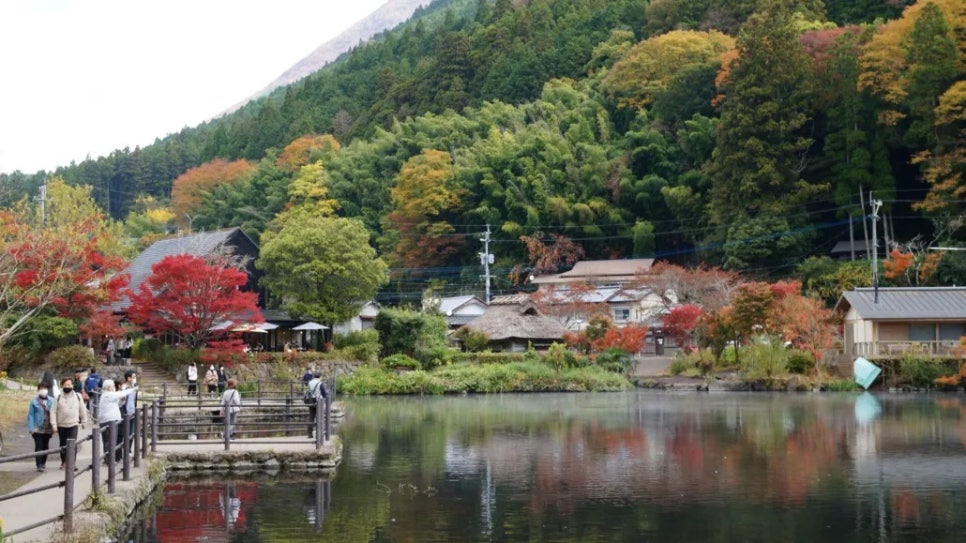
[84,368,103,413]
[303,371,328,439]
[220,378,242,440]
[26,382,55,472]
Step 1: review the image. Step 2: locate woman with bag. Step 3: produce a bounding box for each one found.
[204,365,218,395]
[220,378,241,440]
[26,383,55,472]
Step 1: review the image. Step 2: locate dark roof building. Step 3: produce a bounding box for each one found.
[111,227,264,312]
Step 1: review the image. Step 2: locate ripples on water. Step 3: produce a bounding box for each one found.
[124,391,966,542]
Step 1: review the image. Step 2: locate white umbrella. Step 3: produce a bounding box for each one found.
[258,322,280,330]
[293,322,328,331]
[231,323,268,333]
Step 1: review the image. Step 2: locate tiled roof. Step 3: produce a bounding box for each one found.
[109,228,247,312]
[836,287,966,320]
[490,294,531,305]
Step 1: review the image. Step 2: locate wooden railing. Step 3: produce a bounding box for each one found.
[0,378,337,538]
[851,341,962,358]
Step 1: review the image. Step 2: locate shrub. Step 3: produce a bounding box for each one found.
[333,329,380,349]
[823,379,860,392]
[381,353,420,371]
[899,356,950,388]
[669,357,692,376]
[544,342,570,371]
[740,338,788,380]
[453,327,491,352]
[786,351,815,374]
[47,345,98,372]
[133,338,164,360]
[333,329,381,364]
[595,348,633,374]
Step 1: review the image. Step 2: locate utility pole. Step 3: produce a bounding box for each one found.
[479,224,494,303]
[35,177,48,225]
[870,194,882,303]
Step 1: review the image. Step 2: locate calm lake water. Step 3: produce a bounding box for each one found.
[126,391,966,542]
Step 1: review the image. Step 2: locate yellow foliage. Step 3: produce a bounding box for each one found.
[605,30,735,109]
[858,0,966,110]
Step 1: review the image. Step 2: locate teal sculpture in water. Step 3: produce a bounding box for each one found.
[853,357,881,390]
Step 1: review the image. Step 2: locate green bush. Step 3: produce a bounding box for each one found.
[333,329,380,349]
[595,348,633,374]
[668,357,692,375]
[899,356,950,388]
[47,345,98,372]
[740,338,788,380]
[332,330,381,364]
[338,362,632,394]
[453,327,491,352]
[786,351,815,374]
[451,352,529,365]
[543,342,570,371]
[381,353,420,371]
[822,379,860,392]
[133,338,164,360]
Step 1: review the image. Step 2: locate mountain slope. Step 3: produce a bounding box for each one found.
[228,0,433,113]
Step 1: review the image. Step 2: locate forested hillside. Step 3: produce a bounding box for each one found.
[1,0,963,303]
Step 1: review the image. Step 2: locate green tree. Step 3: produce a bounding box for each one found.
[257,215,389,326]
[709,1,822,269]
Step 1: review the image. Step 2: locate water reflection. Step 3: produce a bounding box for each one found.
[127,392,966,542]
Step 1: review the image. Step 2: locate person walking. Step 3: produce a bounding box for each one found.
[186,362,198,395]
[105,337,116,366]
[122,370,138,451]
[204,365,218,395]
[304,372,328,439]
[220,378,241,440]
[51,377,88,469]
[217,364,229,393]
[26,383,55,472]
[97,379,138,462]
[40,371,61,399]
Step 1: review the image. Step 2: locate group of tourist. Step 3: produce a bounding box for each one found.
[26,369,139,472]
[185,362,229,395]
[26,363,328,471]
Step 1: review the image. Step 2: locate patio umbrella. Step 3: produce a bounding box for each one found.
[231,323,268,333]
[292,322,328,331]
[258,322,280,330]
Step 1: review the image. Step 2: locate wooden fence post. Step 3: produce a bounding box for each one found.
[122,414,131,481]
[63,438,76,533]
[141,404,148,459]
[107,422,117,494]
[92,424,102,494]
[151,401,159,453]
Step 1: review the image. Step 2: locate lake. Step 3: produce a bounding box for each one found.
[125,391,966,542]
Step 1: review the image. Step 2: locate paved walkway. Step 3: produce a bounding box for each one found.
[0,432,328,542]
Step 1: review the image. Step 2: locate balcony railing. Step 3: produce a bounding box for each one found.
[851,340,962,358]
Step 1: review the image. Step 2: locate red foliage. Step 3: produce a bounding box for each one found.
[199,338,248,367]
[80,310,128,340]
[520,232,585,275]
[663,305,705,352]
[633,262,739,312]
[591,324,648,354]
[125,254,261,349]
[530,282,607,330]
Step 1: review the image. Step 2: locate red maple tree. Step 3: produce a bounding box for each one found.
[125,254,261,349]
[662,305,705,352]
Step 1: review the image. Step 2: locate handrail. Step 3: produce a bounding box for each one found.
[0,376,337,538]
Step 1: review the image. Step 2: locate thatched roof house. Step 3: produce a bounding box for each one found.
[459,294,566,352]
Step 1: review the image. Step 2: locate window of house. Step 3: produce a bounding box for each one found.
[909,323,936,341]
[939,323,966,341]
[613,308,630,322]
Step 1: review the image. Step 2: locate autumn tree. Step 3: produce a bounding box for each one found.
[772,293,836,362]
[276,134,341,173]
[604,30,735,110]
[913,81,966,239]
[882,246,943,286]
[633,262,739,311]
[258,214,389,326]
[125,253,261,349]
[663,304,705,352]
[385,149,467,269]
[530,282,607,330]
[0,211,129,357]
[170,159,255,227]
[511,232,585,284]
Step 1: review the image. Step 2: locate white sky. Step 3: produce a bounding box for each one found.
[0,0,388,174]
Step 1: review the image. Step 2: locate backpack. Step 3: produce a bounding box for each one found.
[85,374,100,393]
[303,381,325,405]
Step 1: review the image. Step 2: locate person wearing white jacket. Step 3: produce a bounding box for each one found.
[97,379,137,462]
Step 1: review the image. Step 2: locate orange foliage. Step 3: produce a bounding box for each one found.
[171,159,254,224]
[590,324,648,354]
[883,249,942,285]
[276,134,340,172]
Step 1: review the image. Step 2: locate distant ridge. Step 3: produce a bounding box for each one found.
[226,0,432,113]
